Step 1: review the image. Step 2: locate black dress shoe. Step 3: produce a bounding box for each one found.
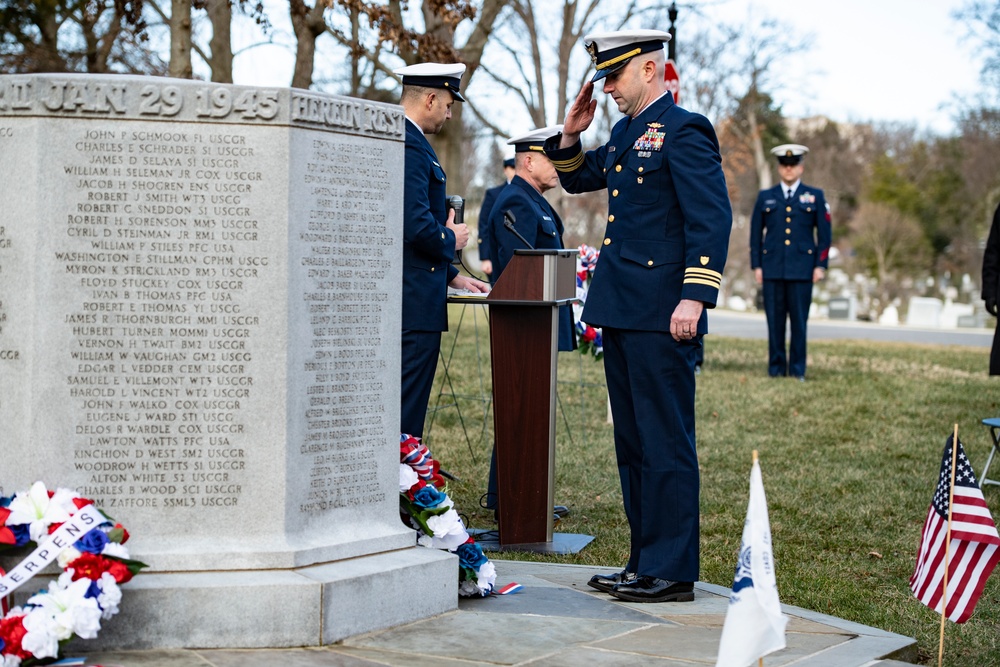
[587,569,635,593]
[554,505,570,518]
[609,576,694,602]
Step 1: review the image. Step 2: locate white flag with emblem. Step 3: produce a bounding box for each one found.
[715,455,787,667]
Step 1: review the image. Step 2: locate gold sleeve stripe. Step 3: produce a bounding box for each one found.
[684,277,722,289]
[597,48,642,70]
[685,267,723,280]
[551,152,585,172]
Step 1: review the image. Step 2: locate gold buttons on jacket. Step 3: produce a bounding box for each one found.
[615,165,622,172]
[431,266,436,271]
[441,232,446,239]
[786,206,792,212]
[612,189,619,197]
[638,166,644,173]
[785,217,791,223]
[786,228,791,234]
[647,260,654,266]
[603,238,611,246]
[637,177,643,184]
[608,215,615,222]
[785,240,791,246]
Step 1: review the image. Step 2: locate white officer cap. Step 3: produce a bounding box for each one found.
[507,125,564,152]
[583,29,670,82]
[394,62,467,101]
[770,144,809,165]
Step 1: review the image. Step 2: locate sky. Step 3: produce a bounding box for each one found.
[229,0,987,137]
[697,0,984,135]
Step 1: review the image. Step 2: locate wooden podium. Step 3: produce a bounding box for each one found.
[484,249,593,553]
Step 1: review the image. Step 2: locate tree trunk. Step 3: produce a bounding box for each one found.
[169,0,193,79]
[207,0,233,83]
[289,0,327,90]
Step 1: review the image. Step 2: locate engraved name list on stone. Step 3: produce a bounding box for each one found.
[297,135,395,514]
[59,118,273,512]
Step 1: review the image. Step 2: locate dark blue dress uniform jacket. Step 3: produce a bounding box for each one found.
[402,119,459,331]
[544,92,732,583]
[477,183,505,270]
[544,94,731,330]
[488,175,576,351]
[750,184,831,280]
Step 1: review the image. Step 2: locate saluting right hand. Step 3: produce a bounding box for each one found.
[445,208,470,250]
[560,81,597,147]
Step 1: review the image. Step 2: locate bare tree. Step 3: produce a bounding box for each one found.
[0,0,149,74]
[849,201,932,316]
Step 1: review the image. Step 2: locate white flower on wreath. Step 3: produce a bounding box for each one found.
[418,508,468,550]
[97,572,123,620]
[56,546,83,569]
[101,541,130,559]
[5,481,77,543]
[23,573,103,653]
[399,464,419,493]
[459,560,497,597]
[2,654,24,667]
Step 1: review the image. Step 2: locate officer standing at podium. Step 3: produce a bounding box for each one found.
[396,62,489,438]
[545,29,732,602]
[483,126,576,517]
[477,157,514,283]
[750,144,831,380]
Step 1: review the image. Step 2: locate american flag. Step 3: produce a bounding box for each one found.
[910,436,1000,623]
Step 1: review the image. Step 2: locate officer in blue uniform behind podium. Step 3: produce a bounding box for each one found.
[750,144,831,380]
[396,62,489,438]
[483,125,576,517]
[477,157,514,283]
[545,29,732,602]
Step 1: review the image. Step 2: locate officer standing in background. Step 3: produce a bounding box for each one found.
[545,29,732,603]
[483,126,576,519]
[982,201,1000,375]
[396,62,489,438]
[750,144,831,381]
[477,157,514,283]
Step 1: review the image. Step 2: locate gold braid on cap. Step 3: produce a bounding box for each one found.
[596,47,642,70]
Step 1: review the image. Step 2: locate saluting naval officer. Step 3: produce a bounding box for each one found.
[397,62,489,438]
[477,157,514,283]
[544,29,732,602]
[483,126,576,516]
[750,144,831,381]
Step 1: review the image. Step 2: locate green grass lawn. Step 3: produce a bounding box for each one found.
[422,305,1000,667]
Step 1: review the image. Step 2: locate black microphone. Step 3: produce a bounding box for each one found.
[503,210,534,250]
[447,195,465,264]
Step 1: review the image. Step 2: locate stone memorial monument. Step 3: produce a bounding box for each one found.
[0,74,456,649]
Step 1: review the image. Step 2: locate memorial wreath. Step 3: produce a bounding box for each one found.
[575,243,603,360]
[0,482,147,666]
[399,435,496,597]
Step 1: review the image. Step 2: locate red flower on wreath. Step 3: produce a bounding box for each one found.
[581,326,597,343]
[0,614,31,660]
[0,507,14,545]
[69,552,134,584]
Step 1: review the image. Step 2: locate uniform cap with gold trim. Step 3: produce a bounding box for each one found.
[770,143,809,166]
[394,62,467,102]
[507,125,564,153]
[583,29,670,82]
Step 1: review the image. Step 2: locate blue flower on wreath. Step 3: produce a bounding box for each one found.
[76,527,110,554]
[411,484,448,509]
[456,541,489,571]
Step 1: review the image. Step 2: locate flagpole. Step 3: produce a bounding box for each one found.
[937,424,960,667]
[753,449,763,667]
